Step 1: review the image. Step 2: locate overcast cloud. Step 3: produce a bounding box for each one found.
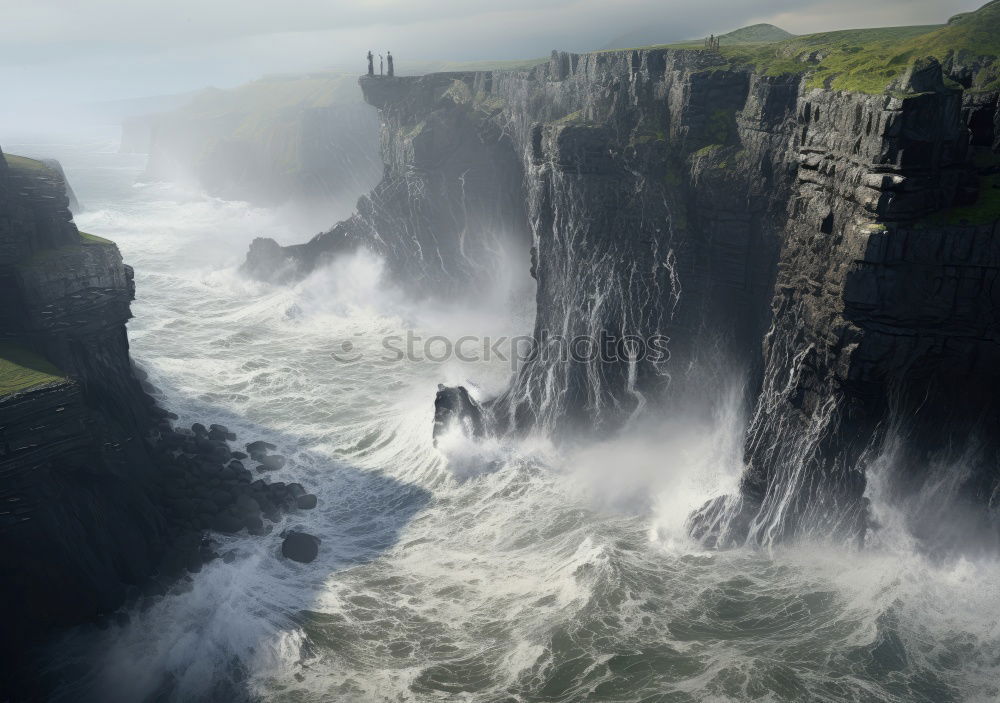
[0,0,986,117]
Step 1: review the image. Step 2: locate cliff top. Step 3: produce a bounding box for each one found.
[637,0,1000,94]
[0,343,66,396]
[3,153,58,176]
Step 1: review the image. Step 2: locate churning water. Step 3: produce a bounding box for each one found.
[9,131,1000,702]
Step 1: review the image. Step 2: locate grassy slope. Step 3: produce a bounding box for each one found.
[672,23,795,47]
[79,231,114,245]
[0,343,65,396]
[651,0,1000,94]
[4,154,56,175]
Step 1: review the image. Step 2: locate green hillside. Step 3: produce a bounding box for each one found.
[673,23,795,46]
[659,0,1000,94]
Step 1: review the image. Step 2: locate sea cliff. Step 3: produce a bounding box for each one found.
[245,4,1000,548]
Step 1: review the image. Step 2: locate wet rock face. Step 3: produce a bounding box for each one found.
[433,385,486,447]
[350,52,1000,548]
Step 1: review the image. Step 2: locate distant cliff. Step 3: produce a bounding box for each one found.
[126,74,383,206]
[245,3,1000,550]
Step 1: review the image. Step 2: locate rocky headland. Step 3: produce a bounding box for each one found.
[246,2,1000,550]
[0,149,320,693]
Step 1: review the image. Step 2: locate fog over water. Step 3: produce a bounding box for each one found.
[4,127,996,702]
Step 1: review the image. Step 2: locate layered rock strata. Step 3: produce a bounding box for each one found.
[247,47,1000,547]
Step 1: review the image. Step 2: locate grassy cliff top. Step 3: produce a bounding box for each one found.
[79,231,114,245]
[0,343,66,396]
[655,0,1000,93]
[3,153,57,175]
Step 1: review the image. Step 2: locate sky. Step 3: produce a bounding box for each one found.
[0,0,987,117]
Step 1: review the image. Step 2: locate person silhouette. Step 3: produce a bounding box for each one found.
[367,50,374,76]
[387,51,394,77]
[379,54,384,76]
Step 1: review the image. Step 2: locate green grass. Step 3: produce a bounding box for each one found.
[644,1,1000,94]
[79,231,114,245]
[0,343,65,396]
[4,154,54,175]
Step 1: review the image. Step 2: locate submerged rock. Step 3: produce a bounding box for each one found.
[258,454,287,471]
[246,440,277,459]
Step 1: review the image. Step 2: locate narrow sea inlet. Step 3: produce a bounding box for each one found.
[6,133,994,703]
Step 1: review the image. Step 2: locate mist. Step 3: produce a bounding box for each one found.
[0,0,985,132]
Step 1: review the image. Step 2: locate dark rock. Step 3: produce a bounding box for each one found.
[231,451,248,460]
[281,532,320,563]
[246,440,277,455]
[258,455,287,471]
[296,494,318,510]
[192,423,209,437]
[211,513,245,534]
[433,385,486,446]
[233,494,260,516]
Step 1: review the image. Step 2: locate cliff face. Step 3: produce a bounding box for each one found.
[247,38,1000,547]
[0,151,165,651]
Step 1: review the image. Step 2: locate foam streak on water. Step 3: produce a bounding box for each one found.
[12,133,1000,703]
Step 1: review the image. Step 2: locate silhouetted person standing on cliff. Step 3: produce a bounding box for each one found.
[387,51,394,77]
[367,50,374,76]
[379,54,384,76]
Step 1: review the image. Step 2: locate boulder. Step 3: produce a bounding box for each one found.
[211,512,245,534]
[246,440,277,456]
[296,494,318,510]
[281,531,320,563]
[258,455,287,471]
